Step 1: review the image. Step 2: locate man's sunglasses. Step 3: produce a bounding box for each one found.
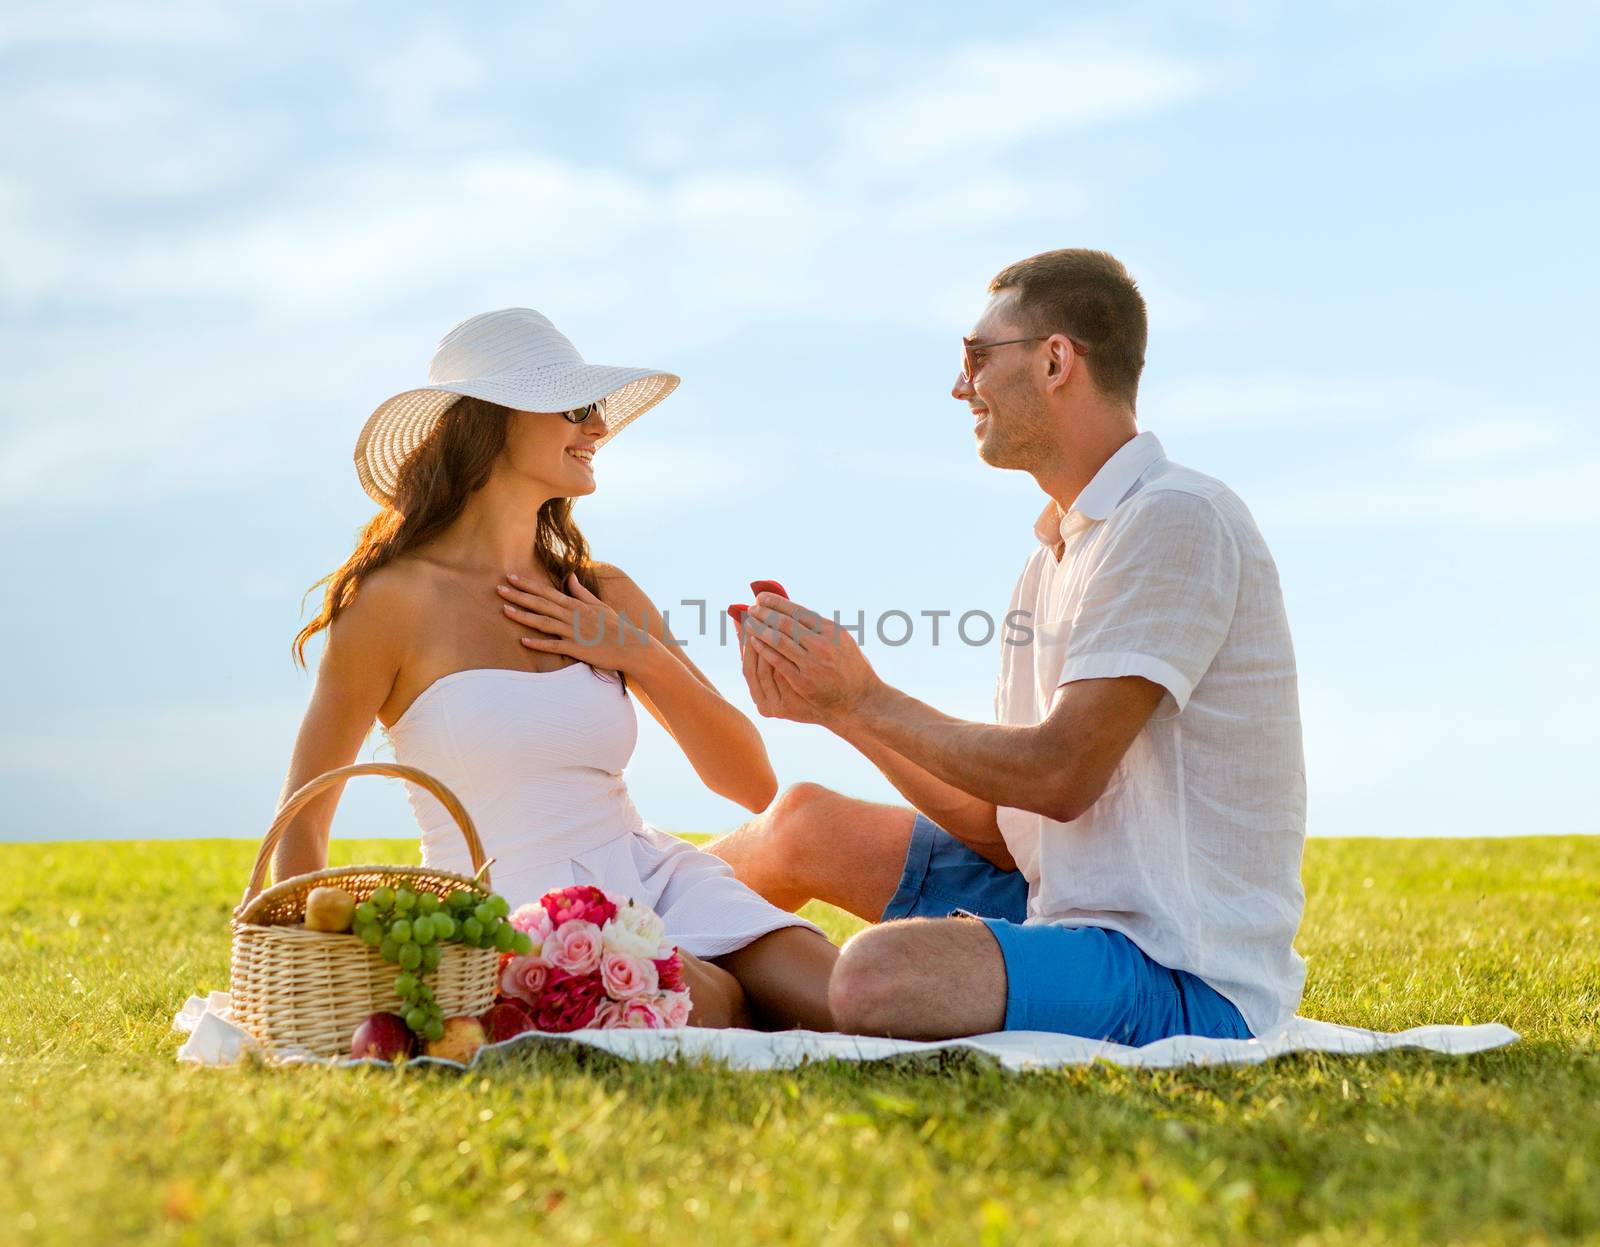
[559,400,608,425]
[959,334,1087,384]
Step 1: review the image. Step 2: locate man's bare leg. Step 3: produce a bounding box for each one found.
[828,917,1008,1039]
[708,783,917,922]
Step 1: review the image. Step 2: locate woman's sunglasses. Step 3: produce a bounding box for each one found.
[560,400,608,425]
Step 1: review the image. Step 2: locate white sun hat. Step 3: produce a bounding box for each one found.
[354,307,680,505]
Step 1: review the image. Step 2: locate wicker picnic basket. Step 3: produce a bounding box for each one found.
[230,761,501,1059]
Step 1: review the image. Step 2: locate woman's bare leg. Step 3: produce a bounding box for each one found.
[712,926,839,1031]
[680,951,753,1028]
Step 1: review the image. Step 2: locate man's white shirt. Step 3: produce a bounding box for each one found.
[994,430,1307,1036]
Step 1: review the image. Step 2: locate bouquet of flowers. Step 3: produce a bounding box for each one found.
[492,885,691,1032]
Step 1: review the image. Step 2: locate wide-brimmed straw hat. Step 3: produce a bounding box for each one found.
[354,307,680,505]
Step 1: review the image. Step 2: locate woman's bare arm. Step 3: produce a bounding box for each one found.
[264,573,410,888]
[594,566,778,813]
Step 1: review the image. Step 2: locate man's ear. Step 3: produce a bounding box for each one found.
[1043,337,1074,390]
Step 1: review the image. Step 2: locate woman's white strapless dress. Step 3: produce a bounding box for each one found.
[378,662,822,958]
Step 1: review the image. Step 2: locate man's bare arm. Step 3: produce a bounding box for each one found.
[830,719,1014,868]
[838,675,1166,823]
[741,595,1165,821]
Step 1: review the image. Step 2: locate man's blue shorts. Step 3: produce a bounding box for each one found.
[883,813,1253,1045]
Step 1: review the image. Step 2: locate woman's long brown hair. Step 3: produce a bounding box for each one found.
[293,397,617,686]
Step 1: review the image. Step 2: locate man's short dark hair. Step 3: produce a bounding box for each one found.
[988,249,1148,408]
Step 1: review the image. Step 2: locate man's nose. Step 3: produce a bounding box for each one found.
[951,372,975,401]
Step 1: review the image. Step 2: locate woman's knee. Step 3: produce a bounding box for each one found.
[682,952,752,1028]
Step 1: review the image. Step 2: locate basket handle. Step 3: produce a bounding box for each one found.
[240,761,491,905]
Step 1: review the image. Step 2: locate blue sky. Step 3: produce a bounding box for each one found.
[3,1,1597,846]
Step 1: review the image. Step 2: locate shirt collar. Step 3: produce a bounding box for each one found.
[1032,430,1167,548]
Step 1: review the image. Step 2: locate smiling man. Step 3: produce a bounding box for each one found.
[711,248,1308,1044]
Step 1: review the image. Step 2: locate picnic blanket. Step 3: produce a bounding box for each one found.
[172,991,1519,1071]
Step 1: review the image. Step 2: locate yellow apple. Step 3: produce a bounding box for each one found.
[425,1016,486,1064]
[304,885,357,933]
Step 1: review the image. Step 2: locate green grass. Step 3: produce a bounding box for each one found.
[3,835,1596,1246]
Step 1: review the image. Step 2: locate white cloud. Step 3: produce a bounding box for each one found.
[1410,417,1562,466]
[360,25,495,146]
[1149,374,1458,429]
[1154,375,1597,530]
[0,20,1212,526]
[1359,1,1600,83]
[1149,374,1582,448]
[0,699,301,784]
[839,41,1209,168]
[1258,455,1600,529]
[0,1,245,50]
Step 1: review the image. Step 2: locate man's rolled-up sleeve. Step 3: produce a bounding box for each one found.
[1055,490,1241,717]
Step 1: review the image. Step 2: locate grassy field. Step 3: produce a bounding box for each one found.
[3,835,1596,1246]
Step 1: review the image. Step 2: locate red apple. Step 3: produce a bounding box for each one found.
[480,1001,536,1044]
[350,1011,415,1062]
[426,1016,487,1064]
[749,579,788,599]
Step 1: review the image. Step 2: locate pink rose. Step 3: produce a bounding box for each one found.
[542,885,619,929]
[660,990,692,1029]
[545,920,603,976]
[654,952,686,993]
[600,951,658,1001]
[510,903,554,945]
[533,972,605,1033]
[499,954,551,1006]
[610,997,668,1029]
[592,1000,625,1029]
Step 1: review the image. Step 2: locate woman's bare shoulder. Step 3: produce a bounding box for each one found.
[332,558,435,635]
[588,561,655,610]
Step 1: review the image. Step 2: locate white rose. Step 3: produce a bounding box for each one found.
[601,901,667,961]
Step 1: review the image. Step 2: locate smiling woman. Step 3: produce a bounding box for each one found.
[265,308,841,1033]
[293,393,612,674]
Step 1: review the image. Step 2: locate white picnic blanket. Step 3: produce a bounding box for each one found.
[172,992,1519,1072]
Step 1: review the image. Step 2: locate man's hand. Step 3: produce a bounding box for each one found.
[742,593,882,722]
[736,610,827,724]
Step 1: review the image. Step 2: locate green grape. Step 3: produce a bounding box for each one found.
[431,914,456,941]
[511,931,533,955]
[417,892,440,915]
[413,917,436,945]
[421,945,443,972]
[390,918,412,943]
[358,924,382,948]
[404,1006,427,1032]
[354,901,377,924]
[371,887,395,911]
[424,1018,444,1043]
[394,888,417,912]
[473,903,494,926]
[379,937,400,963]
[397,942,422,970]
[494,923,515,952]
[487,894,510,919]
[446,890,473,910]
[461,917,483,943]
[394,973,418,998]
